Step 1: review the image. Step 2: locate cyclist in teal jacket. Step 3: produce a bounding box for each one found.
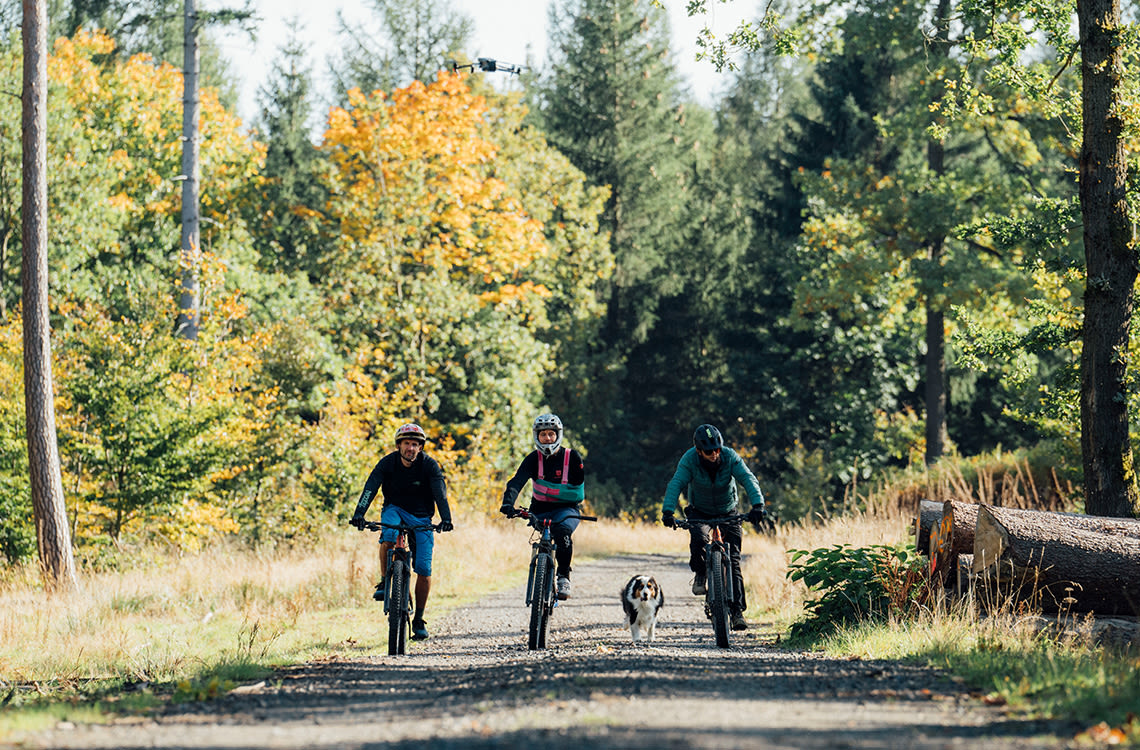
[660,423,768,631]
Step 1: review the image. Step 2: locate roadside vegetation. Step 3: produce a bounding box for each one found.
[4,452,1135,744]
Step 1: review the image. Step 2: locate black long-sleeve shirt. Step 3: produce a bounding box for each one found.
[352,451,451,522]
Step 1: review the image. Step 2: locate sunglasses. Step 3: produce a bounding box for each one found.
[698,447,721,457]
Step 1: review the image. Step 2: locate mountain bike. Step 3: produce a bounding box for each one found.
[510,507,596,650]
[673,513,750,648]
[361,520,440,655]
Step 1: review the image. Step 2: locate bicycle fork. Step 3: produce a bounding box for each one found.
[526,527,556,607]
[382,536,410,615]
[704,528,735,616]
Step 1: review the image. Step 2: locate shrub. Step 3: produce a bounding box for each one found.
[786,542,933,641]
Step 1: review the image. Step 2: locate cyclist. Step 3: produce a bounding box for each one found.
[350,423,454,641]
[499,413,586,600]
[660,423,768,631]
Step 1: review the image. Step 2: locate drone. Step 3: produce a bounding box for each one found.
[448,57,524,76]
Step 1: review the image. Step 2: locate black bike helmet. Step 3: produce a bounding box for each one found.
[693,424,723,453]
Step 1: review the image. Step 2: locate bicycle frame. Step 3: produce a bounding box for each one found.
[510,507,596,650]
[360,519,438,655]
[674,512,750,648]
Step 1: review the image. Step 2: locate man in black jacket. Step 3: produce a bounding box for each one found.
[350,423,453,640]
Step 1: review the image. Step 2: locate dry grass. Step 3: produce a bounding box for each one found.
[0,512,910,690]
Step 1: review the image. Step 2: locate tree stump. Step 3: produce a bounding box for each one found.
[972,505,1140,616]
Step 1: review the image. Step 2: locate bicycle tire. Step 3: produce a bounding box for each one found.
[528,552,552,650]
[707,549,731,648]
[537,557,553,649]
[388,559,409,655]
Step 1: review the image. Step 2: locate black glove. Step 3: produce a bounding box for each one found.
[747,505,768,526]
[438,520,454,532]
[500,503,517,518]
[661,510,676,528]
[349,515,365,530]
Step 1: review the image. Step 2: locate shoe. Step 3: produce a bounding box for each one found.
[731,610,748,631]
[692,573,707,596]
[556,576,571,600]
[372,582,384,602]
[411,619,429,640]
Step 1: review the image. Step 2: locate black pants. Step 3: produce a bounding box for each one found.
[685,507,746,612]
[553,532,573,579]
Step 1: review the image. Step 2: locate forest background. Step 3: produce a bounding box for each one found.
[0,0,1120,567]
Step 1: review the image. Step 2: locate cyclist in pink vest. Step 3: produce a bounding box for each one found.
[500,413,586,600]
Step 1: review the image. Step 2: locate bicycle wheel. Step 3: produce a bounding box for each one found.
[388,558,409,655]
[537,557,553,649]
[707,549,731,648]
[528,552,552,650]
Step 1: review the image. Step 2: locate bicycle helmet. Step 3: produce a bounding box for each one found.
[533,413,564,456]
[693,424,723,453]
[394,423,427,445]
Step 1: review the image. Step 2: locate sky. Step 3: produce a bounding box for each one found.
[214,0,754,129]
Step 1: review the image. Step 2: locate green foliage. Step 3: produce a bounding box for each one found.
[253,21,327,286]
[786,542,930,641]
[59,303,236,541]
[0,316,32,563]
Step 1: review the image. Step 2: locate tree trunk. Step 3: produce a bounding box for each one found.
[923,0,951,466]
[1078,0,1140,518]
[175,0,200,339]
[973,504,1140,615]
[918,499,1140,556]
[22,0,76,593]
[914,499,944,553]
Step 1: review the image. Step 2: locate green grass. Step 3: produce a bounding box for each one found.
[814,610,1140,743]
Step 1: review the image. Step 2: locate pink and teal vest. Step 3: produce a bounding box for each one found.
[532,448,585,505]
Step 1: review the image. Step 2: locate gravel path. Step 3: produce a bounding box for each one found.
[17,553,1076,749]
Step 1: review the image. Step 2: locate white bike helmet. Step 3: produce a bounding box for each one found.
[533,413,564,456]
[394,423,427,445]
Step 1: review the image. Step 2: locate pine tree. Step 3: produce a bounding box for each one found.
[536,0,690,348]
[534,0,758,507]
[329,0,473,99]
[255,20,323,279]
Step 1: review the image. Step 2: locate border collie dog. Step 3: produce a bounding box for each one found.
[621,575,664,644]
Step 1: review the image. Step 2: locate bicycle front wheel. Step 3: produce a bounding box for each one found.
[387,559,409,655]
[707,549,731,648]
[528,552,553,650]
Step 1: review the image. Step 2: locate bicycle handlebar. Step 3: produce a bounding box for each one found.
[511,507,598,523]
[671,512,751,530]
[360,520,442,533]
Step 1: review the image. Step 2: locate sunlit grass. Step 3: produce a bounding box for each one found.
[811,594,1140,742]
[4,506,1136,744]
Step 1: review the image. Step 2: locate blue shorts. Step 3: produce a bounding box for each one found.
[379,506,436,577]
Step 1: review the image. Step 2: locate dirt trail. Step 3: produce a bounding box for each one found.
[15,553,1074,749]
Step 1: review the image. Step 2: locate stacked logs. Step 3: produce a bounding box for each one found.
[915,499,1140,617]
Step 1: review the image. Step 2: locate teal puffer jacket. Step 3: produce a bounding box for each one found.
[661,446,765,516]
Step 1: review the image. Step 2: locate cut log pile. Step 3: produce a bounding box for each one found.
[914,499,1140,618]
